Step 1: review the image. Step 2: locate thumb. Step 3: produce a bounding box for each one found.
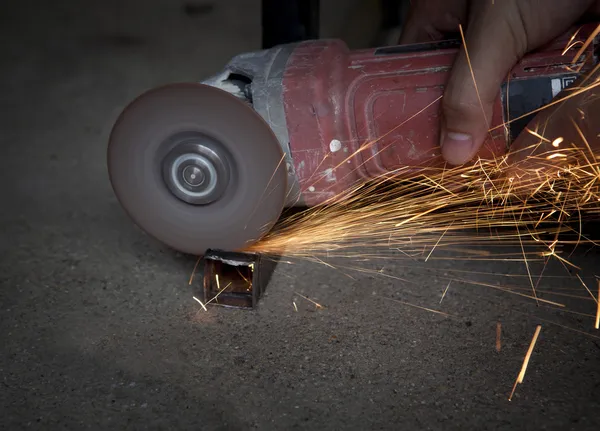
[440,0,593,166]
[440,3,526,166]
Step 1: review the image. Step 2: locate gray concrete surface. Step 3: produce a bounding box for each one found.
[1,1,600,430]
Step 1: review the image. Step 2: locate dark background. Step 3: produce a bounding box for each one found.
[1,1,599,430]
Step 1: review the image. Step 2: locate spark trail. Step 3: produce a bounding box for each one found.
[245,26,600,303]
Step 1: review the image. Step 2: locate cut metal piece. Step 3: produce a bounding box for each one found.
[202,249,277,309]
[107,83,288,255]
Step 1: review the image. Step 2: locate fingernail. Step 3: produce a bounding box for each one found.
[441,131,474,164]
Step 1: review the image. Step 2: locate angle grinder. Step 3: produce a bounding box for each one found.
[107,25,599,256]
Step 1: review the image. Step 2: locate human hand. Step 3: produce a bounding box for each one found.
[400,0,600,166]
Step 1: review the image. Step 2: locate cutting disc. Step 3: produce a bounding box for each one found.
[107,83,288,255]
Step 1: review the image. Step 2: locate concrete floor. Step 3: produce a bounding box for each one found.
[1,1,600,430]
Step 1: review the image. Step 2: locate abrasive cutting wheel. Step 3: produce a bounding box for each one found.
[107,83,288,255]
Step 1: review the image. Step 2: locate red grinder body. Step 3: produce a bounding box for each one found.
[108,24,600,255]
[203,25,598,207]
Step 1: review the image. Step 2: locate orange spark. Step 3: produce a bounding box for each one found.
[387,297,453,318]
[295,292,325,309]
[596,280,600,330]
[189,256,202,285]
[546,153,567,160]
[576,274,598,304]
[193,296,207,312]
[496,322,502,353]
[440,280,452,304]
[509,325,542,401]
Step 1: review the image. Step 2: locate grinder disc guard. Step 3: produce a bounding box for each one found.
[107,83,287,255]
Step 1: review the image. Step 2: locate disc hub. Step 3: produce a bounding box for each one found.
[182,165,205,186]
[162,136,231,205]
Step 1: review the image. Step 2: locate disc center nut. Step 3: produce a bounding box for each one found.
[162,136,231,205]
[182,165,206,187]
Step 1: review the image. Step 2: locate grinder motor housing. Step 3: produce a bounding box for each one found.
[107,25,599,256]
[203,25,599,208]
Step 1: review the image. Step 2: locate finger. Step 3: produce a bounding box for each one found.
[399,0,467,44]
[440,0,594,166]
